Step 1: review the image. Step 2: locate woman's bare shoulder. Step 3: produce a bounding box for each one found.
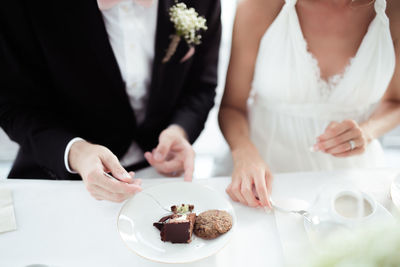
[236,0,284,19]
[387,0,400,42]
[235,0,284,40]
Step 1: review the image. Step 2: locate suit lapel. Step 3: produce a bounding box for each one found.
[86,0,127,95]
[153,0,175,66]
[145,0,191,125]
[145,0,174,120]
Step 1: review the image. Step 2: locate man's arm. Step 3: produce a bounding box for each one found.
[170,0,222,144]
[1,20,142,202]
[0,26,79,179]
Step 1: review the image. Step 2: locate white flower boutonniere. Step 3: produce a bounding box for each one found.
[162,1,208,63]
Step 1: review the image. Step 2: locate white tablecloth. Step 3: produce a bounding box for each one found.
[272,168,399,266]
[0,169,399,267]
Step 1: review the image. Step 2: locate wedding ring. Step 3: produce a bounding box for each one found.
[349,140,356,151]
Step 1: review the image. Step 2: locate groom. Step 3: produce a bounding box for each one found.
[0,0,221,201]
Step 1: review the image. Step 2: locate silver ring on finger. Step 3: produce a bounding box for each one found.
[349,140,356,151]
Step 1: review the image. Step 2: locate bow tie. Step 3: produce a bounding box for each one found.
[97,0,154,10]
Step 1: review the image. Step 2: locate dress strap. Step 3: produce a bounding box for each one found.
[374,0,389,25]
[284,0,297,7]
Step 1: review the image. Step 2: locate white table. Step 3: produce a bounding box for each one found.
[1,169,399,267]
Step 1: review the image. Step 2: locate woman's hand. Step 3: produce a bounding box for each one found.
[226,144,272,208]
[315,120,372,157]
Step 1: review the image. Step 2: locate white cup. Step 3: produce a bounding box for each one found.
[390,174,400,210]
[330,190,376,226]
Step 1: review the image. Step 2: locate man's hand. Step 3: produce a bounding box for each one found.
[69,140,142,202]
[144,125,195,181]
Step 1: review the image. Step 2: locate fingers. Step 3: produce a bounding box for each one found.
[253,170,269,207]
[265,171,273,198]
[88,168,141,194]
[227,159,274,208]
[332,145,366,157]
[129,171,142,186]
[315,120,368,157]
[89,184,129,203]
[325,137,364,154]
[144,126,196,180]
[144,152,155,165]
[240,177,259,207]
[145,152,182,175]
[72,142,143,202]
[145,142,194,181]
[183,148,194,182]
[318,120,356,142]
[227,180,247,205]
[153,131,175,161]
[89,170,142,202]
[86,171,141,202]
[265,171,273,208]
[226,184,239,202]
[99,151,131,183]
[317,127,362,152]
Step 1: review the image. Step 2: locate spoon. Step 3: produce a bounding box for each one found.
[102,172,171,212]
[252,185,320,224]
[269,197,320,225]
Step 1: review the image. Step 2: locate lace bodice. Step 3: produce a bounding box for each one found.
[251,0,395,107]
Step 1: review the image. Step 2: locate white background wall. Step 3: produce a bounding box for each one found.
[0,129,18,161]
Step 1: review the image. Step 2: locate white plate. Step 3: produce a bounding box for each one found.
[117,181,236,263]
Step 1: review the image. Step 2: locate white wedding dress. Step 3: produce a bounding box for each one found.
[217,0,396,174]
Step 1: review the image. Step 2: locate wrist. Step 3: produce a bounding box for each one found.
[68,139,90,173]
[231,140,259,162]
[360,121,375,144]
[168,124,188,141]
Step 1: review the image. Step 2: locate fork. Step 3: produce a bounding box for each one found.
[140,191,171,213]
[103,172,171,212]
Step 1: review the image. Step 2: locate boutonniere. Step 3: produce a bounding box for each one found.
[162,1,208,63]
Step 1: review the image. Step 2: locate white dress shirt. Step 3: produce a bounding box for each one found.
[64,0,159,173]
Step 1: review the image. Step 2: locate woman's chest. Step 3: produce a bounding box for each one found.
[296,4,375,79]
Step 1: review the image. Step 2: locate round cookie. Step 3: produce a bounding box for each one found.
[194,210,232,239]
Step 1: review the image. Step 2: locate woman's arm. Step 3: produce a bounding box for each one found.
[218,0,283,207]
[362,2,400,140]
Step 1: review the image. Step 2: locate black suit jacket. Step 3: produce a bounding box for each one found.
[0,0,221,179]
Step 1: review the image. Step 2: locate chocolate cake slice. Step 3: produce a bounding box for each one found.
[153,213,196,243]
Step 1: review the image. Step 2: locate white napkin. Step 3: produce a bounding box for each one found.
[0,188,17,233]
[273,199,314,267]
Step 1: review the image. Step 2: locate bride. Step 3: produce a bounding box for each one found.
[218,0,400,207]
